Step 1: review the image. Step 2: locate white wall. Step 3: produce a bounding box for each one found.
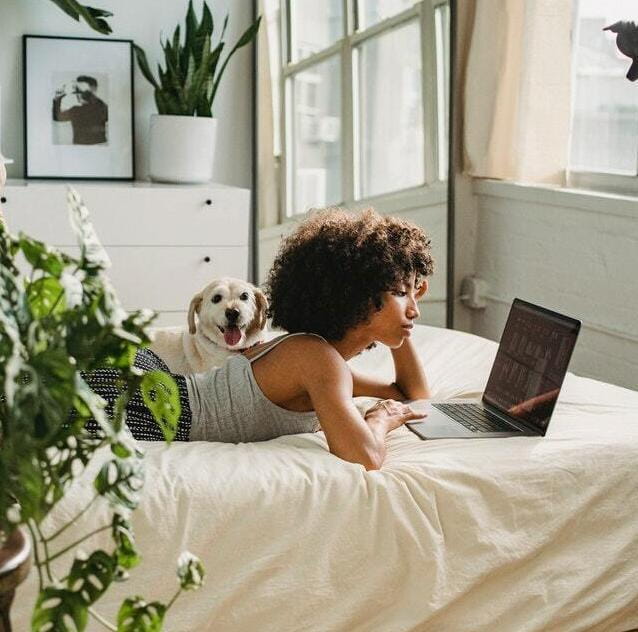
[470,180,638,391]
[0,0,253,186]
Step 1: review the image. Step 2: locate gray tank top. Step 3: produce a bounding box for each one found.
[185,332,324,442]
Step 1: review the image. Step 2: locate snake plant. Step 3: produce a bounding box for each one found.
[134,1,261,117]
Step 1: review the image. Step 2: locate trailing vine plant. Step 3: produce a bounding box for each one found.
[0,189,204,630]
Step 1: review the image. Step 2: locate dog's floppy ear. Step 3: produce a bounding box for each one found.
[247,287,269,335]
[188,293,203,334]
[254,288,269,331]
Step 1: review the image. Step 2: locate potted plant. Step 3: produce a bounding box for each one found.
[0,181,204,630]
[134,1,261,183]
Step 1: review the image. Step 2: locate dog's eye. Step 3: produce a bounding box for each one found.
[212,295,222,303]
[240,292,249,301]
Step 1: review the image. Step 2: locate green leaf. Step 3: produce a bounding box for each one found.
[66,549,117,605]
[74,372,114,440]
[29,348,78,439]
[134,44,160,90]
[154,90,170,115]
[159,37,188,114]
[48,0,113,35]
[32,586,88,632]
[183,0,198,68]
[198,2,214,38]
[66,188,111,270]
[211,15,261,105]
[117,597,166,632]
[1,333,33,413]
[0,222,20,272]
[18,235,65,277]
[14,456,48,523]
[192,1,214,68]
[94,457,144,510]
[140,371,180,443]
[218,14,230,45]
[172,24,181,53]
[177,551,205,590]
[196,94,212,117]
[112,511,141,571]
[27,277,66,319]
[185,48,213,114]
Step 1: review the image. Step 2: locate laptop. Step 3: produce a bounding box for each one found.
[406,299,581,440]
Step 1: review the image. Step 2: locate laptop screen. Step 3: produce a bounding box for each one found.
[482,299,580,433]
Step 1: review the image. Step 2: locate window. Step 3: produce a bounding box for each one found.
[569,0,638,194]
[269,0,449,220]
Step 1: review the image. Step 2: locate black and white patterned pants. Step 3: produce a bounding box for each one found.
[82,348,192,441]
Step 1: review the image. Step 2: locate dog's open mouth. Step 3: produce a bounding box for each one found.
[218,325,242,347]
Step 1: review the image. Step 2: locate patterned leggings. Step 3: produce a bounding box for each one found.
[82,348,192,441]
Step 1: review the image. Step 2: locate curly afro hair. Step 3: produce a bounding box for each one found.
[264,207,434,341]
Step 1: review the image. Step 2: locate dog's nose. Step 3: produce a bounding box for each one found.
[225,308,240,323]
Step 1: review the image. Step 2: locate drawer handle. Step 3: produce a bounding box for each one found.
[0,197,6,204]
[205,199,212,206]
[203,256,211,263]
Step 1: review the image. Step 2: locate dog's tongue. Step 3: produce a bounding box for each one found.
[224,326,242,347]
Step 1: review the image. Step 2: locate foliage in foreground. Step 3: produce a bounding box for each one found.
[0,189,204,630]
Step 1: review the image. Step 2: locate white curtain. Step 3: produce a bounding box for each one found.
[256,0,281,229]
[463,0,573,185]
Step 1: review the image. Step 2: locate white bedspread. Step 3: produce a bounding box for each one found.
[13,325,638,631]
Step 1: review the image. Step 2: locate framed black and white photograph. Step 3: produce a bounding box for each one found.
[23,35,135,180]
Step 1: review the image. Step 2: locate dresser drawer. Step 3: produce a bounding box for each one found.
[1,183,250,246]
[60,245,248,312]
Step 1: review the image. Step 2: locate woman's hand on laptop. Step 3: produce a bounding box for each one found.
[364,399,427,432]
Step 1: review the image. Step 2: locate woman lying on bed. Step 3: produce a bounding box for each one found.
[85,207,434,470]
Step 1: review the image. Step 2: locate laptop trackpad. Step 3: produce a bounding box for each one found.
[406,403,475,440]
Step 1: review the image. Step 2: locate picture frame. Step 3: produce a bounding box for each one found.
[23,35,135,180]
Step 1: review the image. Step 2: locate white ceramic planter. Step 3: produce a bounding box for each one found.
[149,114,217,184]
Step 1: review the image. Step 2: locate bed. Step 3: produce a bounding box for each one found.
[12,324,638,631]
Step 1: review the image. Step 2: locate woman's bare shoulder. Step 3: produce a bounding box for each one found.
[285,336,353,398]
[283,333,337,355]
[245,332,339,362]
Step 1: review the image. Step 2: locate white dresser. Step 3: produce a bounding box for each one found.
[1,180,251,326]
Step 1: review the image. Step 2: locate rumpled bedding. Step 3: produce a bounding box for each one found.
[13,325,638,631]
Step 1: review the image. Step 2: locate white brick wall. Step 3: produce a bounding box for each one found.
[471,180,638,390]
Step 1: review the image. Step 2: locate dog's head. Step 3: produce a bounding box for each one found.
[187,278,268,350]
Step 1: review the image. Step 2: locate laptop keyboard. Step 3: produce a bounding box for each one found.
[432,403,519,433]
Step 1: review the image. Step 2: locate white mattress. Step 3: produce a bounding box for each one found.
[13,325,638,631]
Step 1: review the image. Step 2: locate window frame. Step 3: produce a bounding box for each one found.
[277,0,449,222]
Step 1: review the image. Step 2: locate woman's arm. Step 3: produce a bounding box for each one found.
[298,340,423,470]
[350,337,430,401]
[390,337,430,400]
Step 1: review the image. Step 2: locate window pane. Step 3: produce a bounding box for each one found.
[435,3,450,181]
[357,0,415,30]
[290,57,342,215]
[290,0,343,62]
[357,20,424,198]
[570,0,638,173]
